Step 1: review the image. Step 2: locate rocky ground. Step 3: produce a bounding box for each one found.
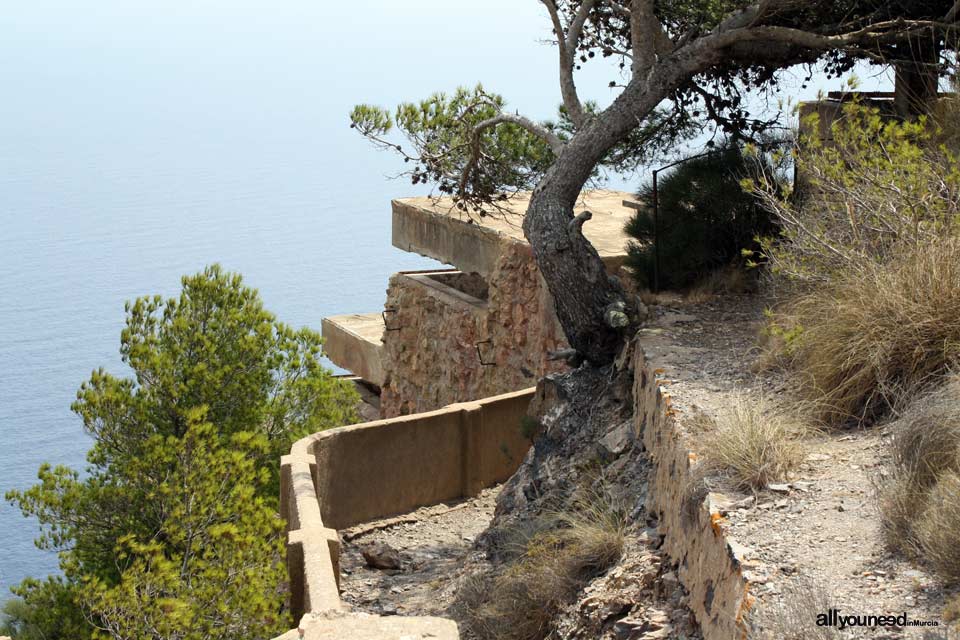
[338,487,499,617]
[339,356,701,639]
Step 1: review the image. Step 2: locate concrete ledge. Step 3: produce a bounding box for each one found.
[321,313,385,386]
[633,344,754,640]
[400,271,488,309]
[392,198,504,276]
[392,190,636,277]
[273,387,535,639]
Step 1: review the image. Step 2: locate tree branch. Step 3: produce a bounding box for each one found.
[628,0,673,76]
[477,113,564,154]
[541,0,591,128]
[606,1,631,18]
[458,112,564,197]
[947,0,960,22]
[730,20,952,50]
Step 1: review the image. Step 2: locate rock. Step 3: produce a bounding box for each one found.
[362,542,403,570]
[660,571,679,592]
[634,297,650,322]
[767,483,791,494]
[600,420,634,456]
[806,453,832,462]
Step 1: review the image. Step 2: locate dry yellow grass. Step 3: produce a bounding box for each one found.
[745,577,839,640]
[686,265,754,303]
[776,237,960,426]
[454,488,626,640]
[915,471,960,581]
[698,395,807,491]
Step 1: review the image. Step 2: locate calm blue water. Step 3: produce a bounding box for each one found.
[0,0,645,596]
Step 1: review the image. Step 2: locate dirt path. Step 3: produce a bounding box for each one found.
[337,486,499,617]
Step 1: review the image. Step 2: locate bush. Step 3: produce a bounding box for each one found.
[624,142,779,291]
[879,379,960,580]
[774,237,960,426]
[695,396,807,491]
[745,576,839,640]
[915,471,960,581]
[749,99,960,284]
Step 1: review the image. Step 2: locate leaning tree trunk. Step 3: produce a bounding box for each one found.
[522,82,669,365]
[522,42,725,365]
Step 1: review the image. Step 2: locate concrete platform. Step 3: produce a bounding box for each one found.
[392,190,636,276]
[321,313,385,387]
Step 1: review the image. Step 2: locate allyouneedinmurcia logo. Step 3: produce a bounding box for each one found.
[816,609,940,630]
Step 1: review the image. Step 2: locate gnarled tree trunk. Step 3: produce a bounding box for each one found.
[522,53,713,365]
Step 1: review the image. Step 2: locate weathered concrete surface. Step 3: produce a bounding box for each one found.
[299,611,458,640]
[380,244,567,418]
[321,313,385,386]
[274,387,534,639]
[306,388,534,529]
[392,190,636,276]
[633,342,754,640]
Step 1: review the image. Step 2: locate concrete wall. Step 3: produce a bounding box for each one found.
[274,387,535,639]
[392,199,504,277]
[320,314,385,387]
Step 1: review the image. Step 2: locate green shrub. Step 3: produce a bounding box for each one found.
[624,142,779,291]
[748,99,960,284]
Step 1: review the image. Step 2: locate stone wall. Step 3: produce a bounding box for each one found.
[632,344,755,640]
[380,241,567,417]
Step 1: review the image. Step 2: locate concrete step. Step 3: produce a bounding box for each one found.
[321,313,385,387]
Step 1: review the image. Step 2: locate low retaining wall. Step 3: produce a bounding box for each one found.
[275,387,535,639]
[633,344,754,640]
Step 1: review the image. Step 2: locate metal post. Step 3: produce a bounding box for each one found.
[652,169,660,293]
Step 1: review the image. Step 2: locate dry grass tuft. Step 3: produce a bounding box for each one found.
[878,381,960,544]
[686,265,755,303]
[454,489,626,640]
[774,237,960,426]
[878,379,960,580]
[944,593,960,629]
[698,396,807,491]
[914,470,960,582]
[637,289,684,307]
[745,576,839,640]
